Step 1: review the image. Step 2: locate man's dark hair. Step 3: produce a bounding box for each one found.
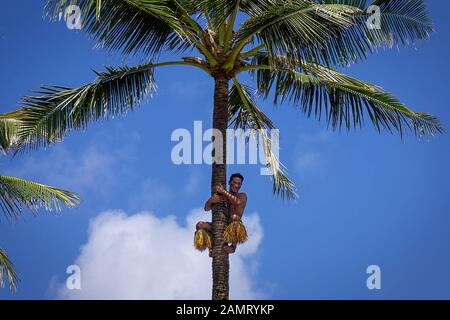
[229,173,244,183]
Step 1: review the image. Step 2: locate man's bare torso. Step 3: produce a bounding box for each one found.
[226,192,245,219]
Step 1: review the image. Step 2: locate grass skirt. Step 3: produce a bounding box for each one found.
[224,220,248,244]
[194,229,212,251]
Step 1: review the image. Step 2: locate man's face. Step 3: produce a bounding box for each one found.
[229,177,242,193]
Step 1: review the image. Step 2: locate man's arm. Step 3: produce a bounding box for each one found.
[204,197,213,212]
[204,194,224,211]
[214,185,243,206]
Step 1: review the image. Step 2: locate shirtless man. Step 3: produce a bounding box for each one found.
[196,173,247,255]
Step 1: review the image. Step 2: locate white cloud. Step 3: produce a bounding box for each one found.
[56,208,264,299]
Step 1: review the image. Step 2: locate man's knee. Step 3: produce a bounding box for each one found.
[196,221,207,230]
[231,214,241,222]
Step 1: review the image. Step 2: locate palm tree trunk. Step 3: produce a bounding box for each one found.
[211,75,229,300]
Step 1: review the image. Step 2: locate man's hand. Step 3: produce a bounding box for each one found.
[213,184,225,194]
[204,192,225,211]
[210,194,224,204]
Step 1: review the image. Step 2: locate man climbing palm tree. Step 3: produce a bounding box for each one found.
[196,173,247,255]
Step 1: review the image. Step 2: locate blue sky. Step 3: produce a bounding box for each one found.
[1,1,449,299]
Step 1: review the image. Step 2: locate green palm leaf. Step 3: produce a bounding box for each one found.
[11,62,156,152]
[45,0,193,56]
[0,113,80,292]
[364,0,433,45]
[232,0,433,67]
[0,248,19,293]
[0,176,80,221]
[196,0,273,29]
[313,0,434,64]
[229,81,275,131]
[234,1,359,65]
[229,79,297,199]
[248,53,443,137]
[0,115,21,153]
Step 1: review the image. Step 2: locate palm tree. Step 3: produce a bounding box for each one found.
[7,0,443,299]
[0,114,80,292]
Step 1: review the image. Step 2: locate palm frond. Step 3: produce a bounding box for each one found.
[315,0,368,9]
[0,115,21,153]
[234,0,433,67]
[229,79,297,199]
[311,0,434,61]
[196,0,273,29]
[197,0,238,29]
[0,176,80,221]
[234,1,365,66]
[11,62,156,152]
[44,0,196,56]
[203,0,285,19]
[229,81,275,131]
[249,53,444,137]
[367,0,434,46]
[0,248,19,293]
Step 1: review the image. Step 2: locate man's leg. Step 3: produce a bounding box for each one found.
[223,242,236,254]
[196,221,212,232]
